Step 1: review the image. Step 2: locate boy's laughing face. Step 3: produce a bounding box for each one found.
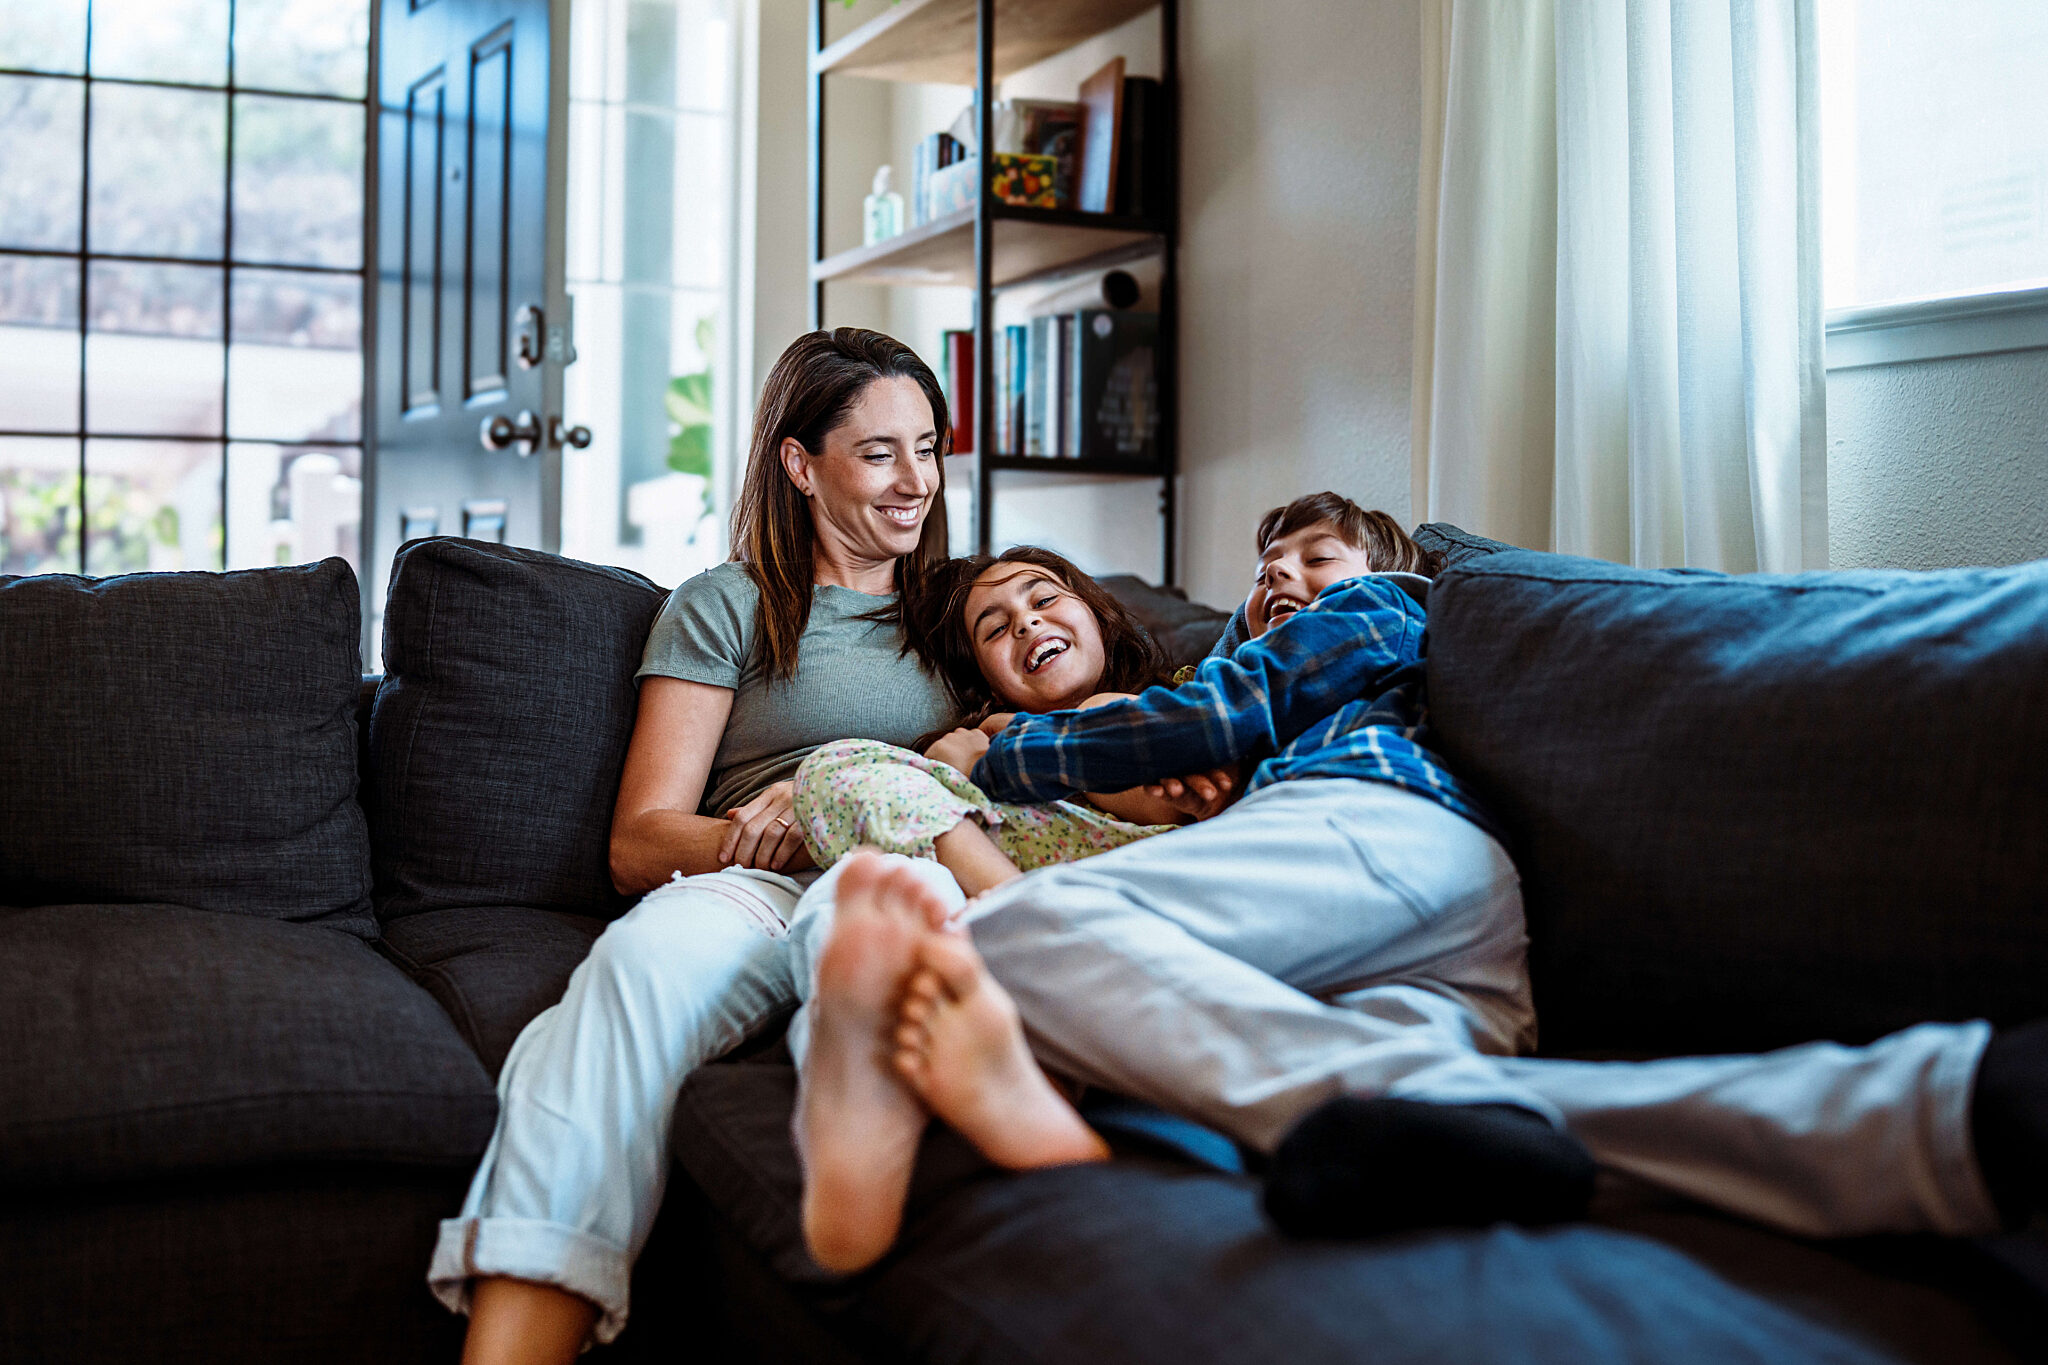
[1247,521,1374,636]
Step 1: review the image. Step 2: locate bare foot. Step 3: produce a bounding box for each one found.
[795,852,954,1274]
[892,933,1109,1171]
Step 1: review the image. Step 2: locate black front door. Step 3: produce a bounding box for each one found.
[368,0,559,644]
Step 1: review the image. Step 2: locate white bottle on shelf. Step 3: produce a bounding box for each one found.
[863,165,904,246]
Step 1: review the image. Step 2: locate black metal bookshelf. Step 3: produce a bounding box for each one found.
[806,0,1179,583]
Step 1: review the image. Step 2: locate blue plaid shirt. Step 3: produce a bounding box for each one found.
[970,576,1498,838]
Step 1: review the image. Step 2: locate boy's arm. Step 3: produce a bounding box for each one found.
[970,578,1424,803]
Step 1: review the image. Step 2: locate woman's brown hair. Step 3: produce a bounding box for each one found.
[912,546,1173,718]
[729,328,951,679]
[1254,492,1444,577]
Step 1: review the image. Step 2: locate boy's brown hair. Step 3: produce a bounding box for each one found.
[1254,492,1444,577]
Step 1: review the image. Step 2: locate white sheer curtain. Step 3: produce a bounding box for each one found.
[1415,0,1828,572]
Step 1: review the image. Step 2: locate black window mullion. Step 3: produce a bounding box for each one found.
[222,0,236,570]
[0,247,361,276]
[76,4,94,574]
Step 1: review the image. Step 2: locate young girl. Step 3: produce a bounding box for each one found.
[791,546,1191,898]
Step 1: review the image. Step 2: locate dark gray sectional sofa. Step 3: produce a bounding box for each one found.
[3,531,2045,1363]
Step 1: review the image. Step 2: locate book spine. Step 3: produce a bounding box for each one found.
[994,328,1010,454]
[1005,324,1026,453]
[1024,317,1050,457]
[945,330,974,455]
[1067,312,1084,457]
[1055,315,1074,457]
[911,136,931,227]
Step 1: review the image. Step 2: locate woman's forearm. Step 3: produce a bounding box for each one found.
[609,808,739,894]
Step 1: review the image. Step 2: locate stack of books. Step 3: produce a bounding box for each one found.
[947,311,1160,463]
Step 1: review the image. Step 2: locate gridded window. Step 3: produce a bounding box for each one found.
[0,0,369,577]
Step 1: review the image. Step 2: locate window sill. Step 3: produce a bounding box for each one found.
[1825,284,2048,371]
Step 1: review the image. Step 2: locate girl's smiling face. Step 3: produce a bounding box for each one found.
[1247,521,1374,636]
[963,562,1108,713]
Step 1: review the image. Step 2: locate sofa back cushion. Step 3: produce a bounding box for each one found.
[1425,551,2048,1055]
[370,538,664,921]
[0,560,373,935]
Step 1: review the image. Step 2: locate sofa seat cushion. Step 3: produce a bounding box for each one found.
[379,906,605,1077]
[0,905,496,1188]
[1426,552,2048,1055]
[370,539,665,923]
[0,560,373,935]
[673,1061,1917,1365]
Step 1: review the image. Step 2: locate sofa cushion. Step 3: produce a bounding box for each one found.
[672,1061,1904,1365]
[1425,551,2048,1054]
[1099,575,1233,668]
[370,539,665,922]
[0,904,496,1187]
[0,560,372,935]
[379,906,606,1076]
[1414,520,1523,569]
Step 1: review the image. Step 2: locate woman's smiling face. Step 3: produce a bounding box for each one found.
[785,375,940,577]
[963,562,1107,713]
[1247,521,1374,636]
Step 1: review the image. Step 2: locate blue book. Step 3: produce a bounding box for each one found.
[1024,316,1053,456]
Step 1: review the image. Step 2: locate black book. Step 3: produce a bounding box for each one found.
[1073,309,1160,462]
[1115,77,1169,219]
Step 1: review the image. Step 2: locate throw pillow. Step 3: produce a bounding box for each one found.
[1425,550,2048,1054]
[0,559,372,934]
[369,538,665,921]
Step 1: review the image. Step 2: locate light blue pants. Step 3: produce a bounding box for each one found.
[428,867,808,1344]
[950,779,2001,1240]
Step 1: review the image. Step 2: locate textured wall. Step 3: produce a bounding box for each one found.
[1827,348,2048,570]
[1175,0,1422,608]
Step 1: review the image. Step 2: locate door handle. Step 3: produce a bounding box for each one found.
[548,416,593,449]
[514,305,545,370]
[480,410,543,456]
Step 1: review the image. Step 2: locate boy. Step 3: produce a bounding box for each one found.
[1245,492,1440,637]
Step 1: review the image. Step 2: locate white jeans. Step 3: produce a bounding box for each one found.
[951,779,2001,1239]
[427,867,808,1344]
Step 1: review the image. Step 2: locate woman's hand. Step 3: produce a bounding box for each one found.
[925,726,992,777]
[978,711,1018,736]
[1144,763,1242,822]
[719,780,811,871]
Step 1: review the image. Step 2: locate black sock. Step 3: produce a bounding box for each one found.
[1971,1019,2048,1229]
[1263,1097,1595,1238]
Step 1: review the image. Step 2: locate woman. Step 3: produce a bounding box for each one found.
[429,328,959,1362]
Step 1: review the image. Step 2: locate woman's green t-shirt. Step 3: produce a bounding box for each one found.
[636,561,956,817]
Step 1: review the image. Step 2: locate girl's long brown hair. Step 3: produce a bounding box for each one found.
[730,329,951,680]
[911,546,1173,719]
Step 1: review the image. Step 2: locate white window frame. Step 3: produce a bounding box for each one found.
[1825,284,2048,371]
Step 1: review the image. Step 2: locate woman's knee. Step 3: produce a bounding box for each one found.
[577,881,793,1007]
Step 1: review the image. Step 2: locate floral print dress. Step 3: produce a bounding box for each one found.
[793,738,1173,872]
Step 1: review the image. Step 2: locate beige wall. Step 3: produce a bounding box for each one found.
[1176,0,1421,607]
